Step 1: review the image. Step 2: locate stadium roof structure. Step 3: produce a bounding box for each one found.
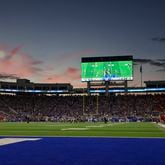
[0,79,165,95]
[0,79,73,94]
[144,80,165,88]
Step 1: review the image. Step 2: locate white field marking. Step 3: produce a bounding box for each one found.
[61,128,89,131]
[85,123,122,128]
[158,123,165,128]
[0,138,41,146]
[61,122,125,131]
[86,125,104,128]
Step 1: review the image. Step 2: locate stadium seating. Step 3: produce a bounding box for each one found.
[0,94,164,122]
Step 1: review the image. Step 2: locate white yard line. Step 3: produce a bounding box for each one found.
[61,122,125,131]
[0,138,41,146]
[61,128,89,131]
[86,125,104,128]
[158,123,165,128]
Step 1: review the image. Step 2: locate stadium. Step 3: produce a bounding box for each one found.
[0,55,165,165]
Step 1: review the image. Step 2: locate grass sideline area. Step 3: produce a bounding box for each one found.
[0,122,165,138]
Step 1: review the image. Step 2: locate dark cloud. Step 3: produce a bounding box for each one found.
[152,37,165,42]
[156,59,165,62]
[133,58,165,72]
[0,73,19,80]
[31,60,44,65]
[149,61,165,67]
[156,69,165,72]
[133,59,151,63]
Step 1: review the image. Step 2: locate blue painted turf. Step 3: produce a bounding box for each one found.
[0,137,165,165]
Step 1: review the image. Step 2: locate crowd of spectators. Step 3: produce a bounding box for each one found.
[0,93,164,122]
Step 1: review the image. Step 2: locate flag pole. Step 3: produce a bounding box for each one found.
[83,88,85,115]
[140,64,142,87]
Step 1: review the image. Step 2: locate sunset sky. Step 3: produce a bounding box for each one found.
[0,0,165,87]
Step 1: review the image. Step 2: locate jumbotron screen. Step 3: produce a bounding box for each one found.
[81,56,133,81]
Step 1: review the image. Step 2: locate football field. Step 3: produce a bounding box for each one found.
[0,122,165,165]
[0,122,165,137]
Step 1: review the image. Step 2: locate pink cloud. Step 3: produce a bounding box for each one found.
[46,74,68,83]
[43,67,83,87]
[64,67,81,79]
[44,74,86,87]
[0,46,96,87]
[10,45,23,57]
[0,46,43,80]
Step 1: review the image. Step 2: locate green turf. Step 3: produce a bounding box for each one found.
[0,122,165,137]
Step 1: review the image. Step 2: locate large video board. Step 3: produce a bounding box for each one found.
[81,56,133,81]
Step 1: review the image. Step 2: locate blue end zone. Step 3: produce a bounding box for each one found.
[0,137,165,165]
